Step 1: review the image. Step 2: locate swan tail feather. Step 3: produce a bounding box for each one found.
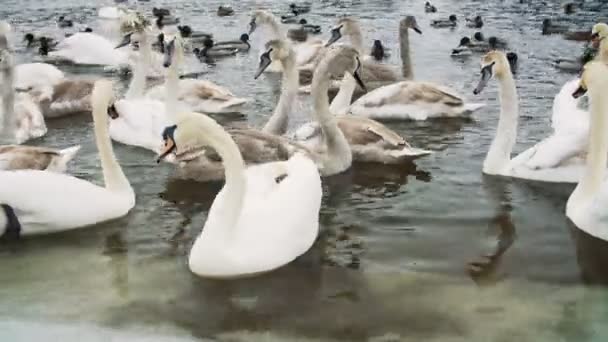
[463,102,485,113]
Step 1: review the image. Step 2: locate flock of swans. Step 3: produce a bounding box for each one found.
[0,2,607,279]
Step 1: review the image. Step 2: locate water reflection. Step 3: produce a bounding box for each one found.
[571,223,608,285]
[468,176,516,285]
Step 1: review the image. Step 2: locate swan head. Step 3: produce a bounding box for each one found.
[473,51,511,95]
[254,39,294,78]
[327,17,359,47]
[249,10,274,34]
[319,46,366,91]
[157,114,219,163]
[591,23,608,49]
[572,61,608,99]
[162,36,184,68]
[400,15,422,34]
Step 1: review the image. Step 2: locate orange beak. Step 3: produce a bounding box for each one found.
[156,137,176,163]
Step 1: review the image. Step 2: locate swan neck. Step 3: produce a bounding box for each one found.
[599,39,608,63]
[265,16,284,39]
[125,33,150,99]
[484,71,519,174]
[574,86,608,201]
[92,91,131,193]
[262,53,298,135]
[0,56,15,137]
[329,72,356,114]
[399,26,413,79]
[312,65,351,162]
[349,31,363,54]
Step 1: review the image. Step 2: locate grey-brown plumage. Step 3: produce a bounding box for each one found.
[0,145,76,171]
[172,129,314,182]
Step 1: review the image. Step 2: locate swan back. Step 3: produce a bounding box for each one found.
[567,61,608,239]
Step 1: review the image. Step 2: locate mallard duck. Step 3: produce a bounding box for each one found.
[280,9,301,24]
[213,33,251,51]
[563,30,592,42]
[290,2,311,14]
[194,38,238,59]
[370,39,390,60]
[57,16,73,28]
[466,15,483,29]
[431,15,457,28]
[155,14,179,29]
[564,2,576,15]
[542,19,569,35]
[177,25,213,40]
[424,1,437,13]
[217,5,234,17]
[23,34,56,48]
[298,19,321,34]
[152,7,170,17]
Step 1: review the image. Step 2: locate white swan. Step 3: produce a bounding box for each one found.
[0,145,80,172]
[1,48,47,144]
[108,30,174,153]
[157,112,322,278]
[249,10,323,72]
[258,40,431,163]
[44,32,130,66]
[566,61,608,241]
[472,51,593,183]
[0,80,134,237]
[145,36,249,114]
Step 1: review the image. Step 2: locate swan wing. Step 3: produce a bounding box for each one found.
[0,170,132,235]
[14,63,64,90]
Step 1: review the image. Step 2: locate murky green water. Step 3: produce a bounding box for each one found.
[1,0,608,341]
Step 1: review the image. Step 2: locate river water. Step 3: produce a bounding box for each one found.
[1,0,608,341]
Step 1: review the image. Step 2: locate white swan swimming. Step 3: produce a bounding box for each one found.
[258,40,431,164]
[43,32,130,66]
[1,47,47,144]
[145,36,249,114]
[0,80,134,238]
[157,112,322,279]
[472,50,595,183]
[566,61,608,241]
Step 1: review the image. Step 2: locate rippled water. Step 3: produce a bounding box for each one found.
[1,0,608,341]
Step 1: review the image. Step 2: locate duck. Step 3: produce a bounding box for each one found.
[554,44,597,73]
[0,80,134,238]
[193,38,239,59]
[466,15,483,29]
[425,2,437,13]
[152,7,171,17]
[177,25,213,42]
[563,30,592,41]
[297,19,322,34]
[566,61,608,241]
[290,3,311,14]
[248,10,324,71]
[344,18,484,120]
[0,145,80,172]
[370,39,390,60]
[259,40,431,163]
[451,37,489,56]
[23,34,56,48]
[472,51,595,182]
[431,15,457,28]
[157,111,321,279]
[146,36,249,114]
[564,2,576,15]
[155,14,180,29]
[217,5,235,17]
[542,19,569,35]
[213,33,251,51]
[57,16,74,28]
[280,9,301,24]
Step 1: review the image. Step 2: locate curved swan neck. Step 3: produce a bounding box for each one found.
[125,33,150,99]
[264,15,284,39]
[92,86,131,193]
[192,116,246,230]
[0,53,15,136]
[329,72,356,115]
[574,84,608,200]
[312,62,351,161]
[262,52,298,135]
[349,30,363,54]
[484,70,519,175]
[399,24,413,79]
